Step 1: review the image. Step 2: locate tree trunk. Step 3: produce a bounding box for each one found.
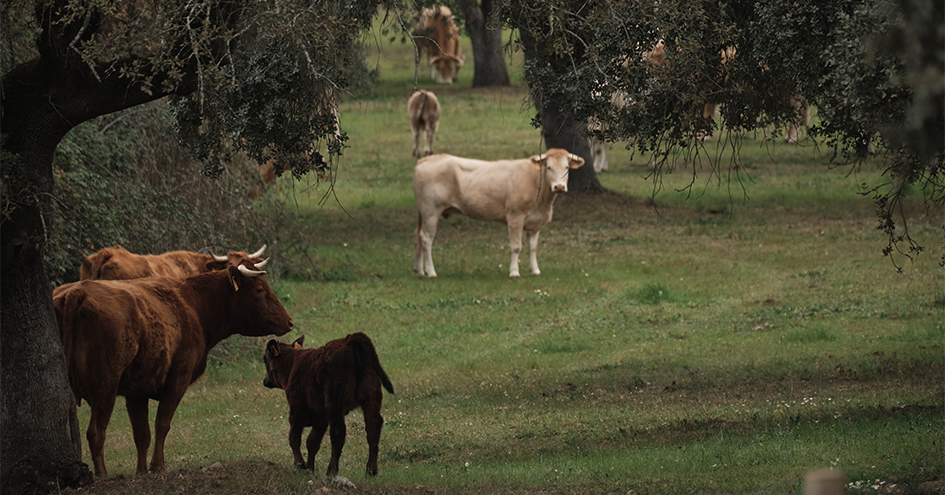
[1,60,93,492]
[463,0,510,87]
[517,21,602,194]
[1,10,193,490]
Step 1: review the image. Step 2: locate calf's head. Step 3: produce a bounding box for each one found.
[226,258,294,337]
[532,149,585,193]
[262,336,305,389]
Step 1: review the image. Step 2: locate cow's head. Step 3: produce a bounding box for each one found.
[531,149,585,193]
[262,335,304,389]
[226,257,294,337]
[430,54,465,84]
[207,244,267,271]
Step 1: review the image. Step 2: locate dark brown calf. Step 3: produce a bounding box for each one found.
[263,333,394,476]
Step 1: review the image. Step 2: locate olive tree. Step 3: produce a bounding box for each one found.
[0,0,382,491]
[504,0,943,260]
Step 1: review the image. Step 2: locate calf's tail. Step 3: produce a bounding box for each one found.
[349,332,395,394]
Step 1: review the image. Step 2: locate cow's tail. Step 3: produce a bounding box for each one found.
[349,332,395,394]
[59,288,88,406]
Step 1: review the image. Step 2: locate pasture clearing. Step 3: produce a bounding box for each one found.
[71,25,942,495]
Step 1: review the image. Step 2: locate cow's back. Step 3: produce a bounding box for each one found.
[60,278,199,402]
[414,155,538,222]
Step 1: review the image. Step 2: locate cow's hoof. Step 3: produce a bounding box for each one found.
[295,463,312,471]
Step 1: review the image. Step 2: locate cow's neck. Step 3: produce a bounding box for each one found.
[179,271,236,350]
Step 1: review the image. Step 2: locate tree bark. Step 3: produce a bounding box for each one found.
[462,0,510,87]
[517,20,602,194]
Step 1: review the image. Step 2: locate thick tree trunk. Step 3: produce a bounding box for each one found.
[1,8,193,490]
[464,0,510,88]
[1,60,92,492]
[517,21,602,194]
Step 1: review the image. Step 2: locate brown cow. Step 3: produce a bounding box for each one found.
[80,244,266,280]
[55,258,294,477]
[262,333,394,478]
[413,148,585,278]
[413,6,465,84]
[408,90,442,158]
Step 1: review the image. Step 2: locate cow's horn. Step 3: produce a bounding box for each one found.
[249,244,267,258]
[210,251,228,262]
[254,258,270,270]
[238,264,266,277]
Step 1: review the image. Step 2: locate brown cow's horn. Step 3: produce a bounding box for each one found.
[238,264,266,277]
[249,244,267,258]
[210,252,228,262]
[254,258,270,270]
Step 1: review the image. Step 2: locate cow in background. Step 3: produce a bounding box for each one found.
[647,42,810,143]
[408,90,442,158]
[588,90,628,173]
[263,333,394,479]
[56,258,294,477]
[413,148,585,278]
[413,6,465,84]
[79,244,267,280]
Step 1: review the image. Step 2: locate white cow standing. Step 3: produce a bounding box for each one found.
[408,90,441,158]
[413,148,585,278]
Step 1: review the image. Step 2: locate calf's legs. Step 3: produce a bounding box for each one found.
[415,211,439,277]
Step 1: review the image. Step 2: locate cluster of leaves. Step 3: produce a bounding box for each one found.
[502,0,943,264]
[46,100,267,286]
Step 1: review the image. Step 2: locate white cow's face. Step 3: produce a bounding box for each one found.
[532,150,585,193]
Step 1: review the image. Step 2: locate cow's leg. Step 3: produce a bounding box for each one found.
[325,411,347,476]
[363,403,384,476]
[149,384,188,472]
[507,217,525,278]
[423,122,435,156]
[700,103,717,141]
[288,414,308,469]
[526,229,541,276]
[417,211,439,278]
[86,396,118,477]
[125,395,152,475]
[785,97,810,144]
[411,122,422,158]
[305,417,328,471]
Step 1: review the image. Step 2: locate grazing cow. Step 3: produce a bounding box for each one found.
[413,148,585,278]
[408,90,442,158]
[262,333,394,477]
[413,6,465,84]
[80,244,267,280]
[55,258,294,477]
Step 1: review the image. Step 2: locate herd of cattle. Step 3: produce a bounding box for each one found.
[54,8,818,481]
[53,244,393,480]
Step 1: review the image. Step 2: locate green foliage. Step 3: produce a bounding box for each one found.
[502,0,943,261]
[47,101,265,285]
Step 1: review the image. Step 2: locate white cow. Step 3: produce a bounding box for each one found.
[413,148,585,278]
[408,90,442,158]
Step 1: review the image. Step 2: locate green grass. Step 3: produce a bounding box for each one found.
[72,21,943,495]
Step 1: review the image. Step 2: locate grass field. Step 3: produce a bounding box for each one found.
[74,20,942,495]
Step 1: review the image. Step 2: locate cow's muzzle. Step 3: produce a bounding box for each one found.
[553,184,568,193]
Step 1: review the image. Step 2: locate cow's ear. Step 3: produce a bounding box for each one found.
[226,265,240,291]
[530,154,547,169]
[568,154,586,169]
[266,339,281,358]
[293,335,305,348]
